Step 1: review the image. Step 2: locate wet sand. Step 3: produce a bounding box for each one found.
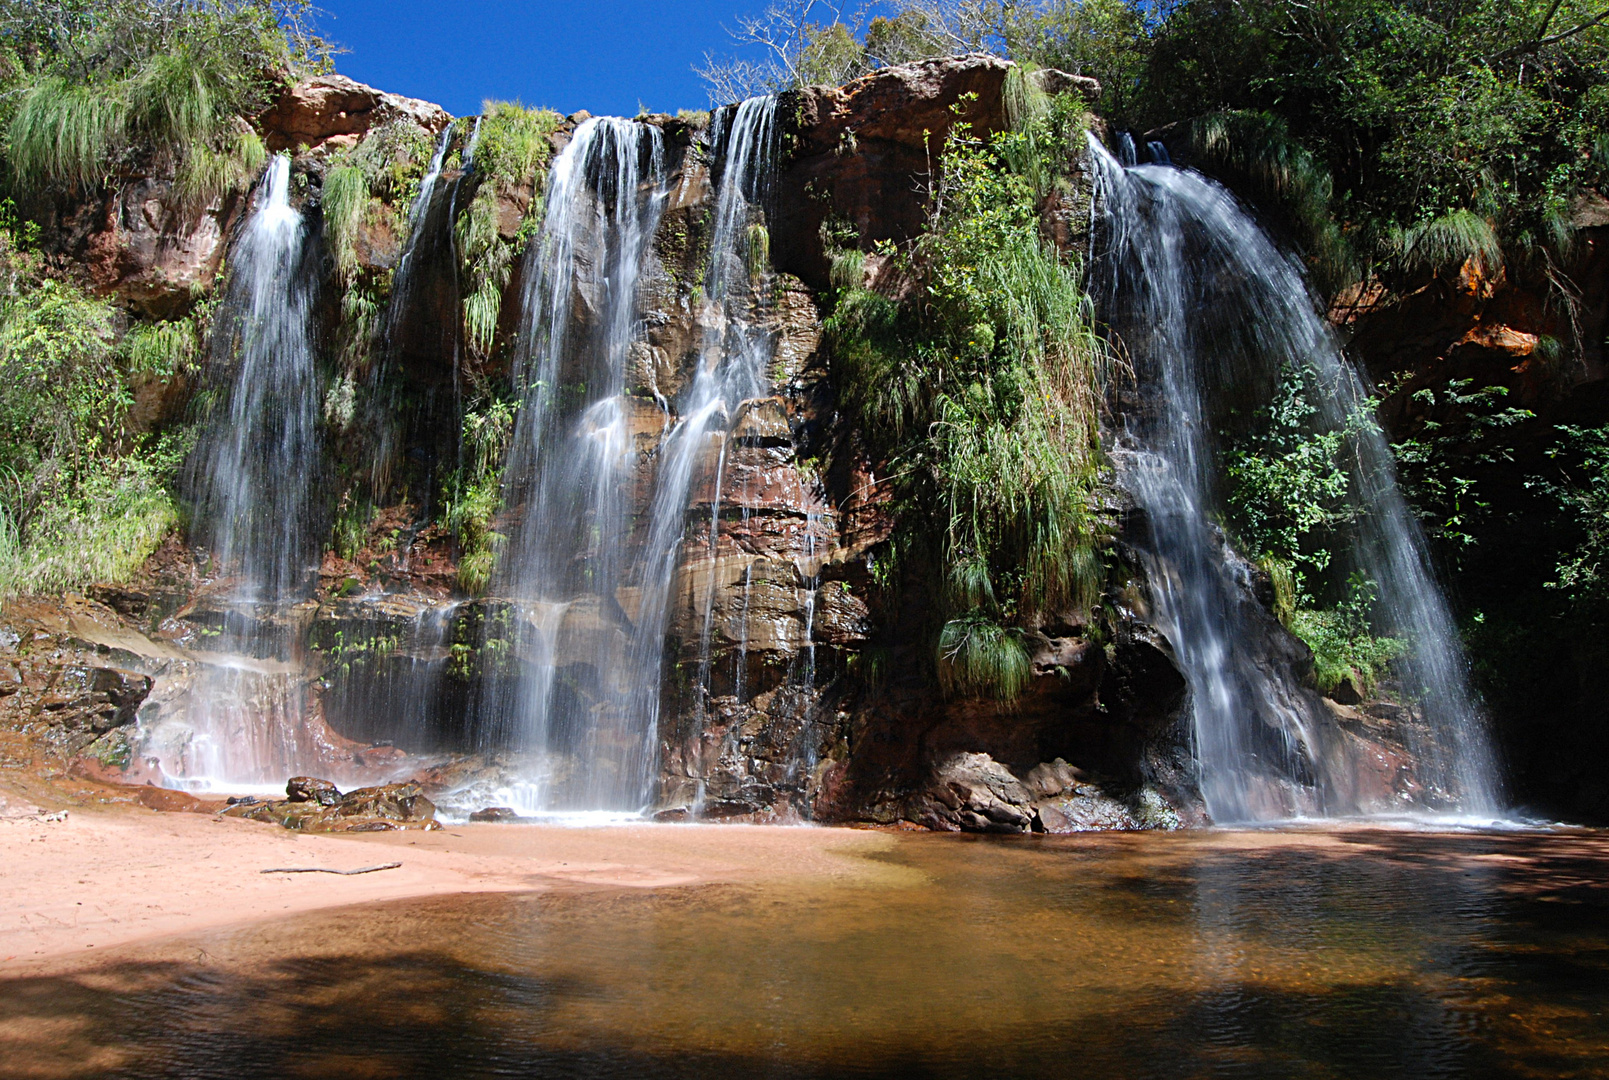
[0,804,895,975]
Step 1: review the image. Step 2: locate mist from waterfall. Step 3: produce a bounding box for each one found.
[1087,134,1503,823]
[178,155,325,785]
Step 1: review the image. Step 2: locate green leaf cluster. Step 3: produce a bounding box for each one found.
[1534,424,1609,610]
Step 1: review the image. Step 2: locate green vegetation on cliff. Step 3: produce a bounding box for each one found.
[0,2,326,596]
[0,210,190,592]
[0,1,332,202]
[826,91,1109,700]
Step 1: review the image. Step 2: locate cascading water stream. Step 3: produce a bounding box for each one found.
[481,117,670,811]
[482,99,779,814]
[177,155,324,786]
[1087,133,1502,822]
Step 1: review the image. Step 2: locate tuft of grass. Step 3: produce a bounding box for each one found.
[1385,208,1504,282]
[10,47,267,204]
[937,613,1032,700]
[322,164,371,284]
[1185,111,1355,293]
[127,47,223,151]
[175,126,266,208]
[442,399,514,596]
[746,222,770,275]
[456,184,511,358]
[8,77,127,189]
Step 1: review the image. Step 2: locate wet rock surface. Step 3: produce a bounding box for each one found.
[223,779,440,832]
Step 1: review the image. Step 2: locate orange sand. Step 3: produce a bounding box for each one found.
[0,805,892,975]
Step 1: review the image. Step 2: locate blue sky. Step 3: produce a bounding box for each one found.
[318,0,756,118]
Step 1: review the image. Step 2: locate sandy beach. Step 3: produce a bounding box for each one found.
[0,802,894,976]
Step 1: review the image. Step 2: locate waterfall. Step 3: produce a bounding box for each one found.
[480,117,670,812]
[1087,134,1503,822]
[178,155,324,786]
[482,99,779,814]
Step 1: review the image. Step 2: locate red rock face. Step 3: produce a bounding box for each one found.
[1351,228,1609,431]
[257,74,451,153]
[772,55,1018,287]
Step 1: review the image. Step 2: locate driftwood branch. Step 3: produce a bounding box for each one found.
[259,862,402,876]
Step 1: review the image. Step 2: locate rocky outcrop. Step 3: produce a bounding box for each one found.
[257,74,451,153]
[774,55,1015,287]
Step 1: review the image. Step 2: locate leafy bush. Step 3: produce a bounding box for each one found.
[1289,576,1405,695]
[1390,379,1533,563]
[1534,425,1609,611]
[1223,363,1357,591]
[0,205,194,594]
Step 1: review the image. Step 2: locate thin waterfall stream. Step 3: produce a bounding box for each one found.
[176,155,325,787]
[1088,134,1503,822]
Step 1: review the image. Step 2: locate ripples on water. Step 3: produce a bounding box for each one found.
[4,829,1606,1078]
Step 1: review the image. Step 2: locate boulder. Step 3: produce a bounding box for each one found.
[223,781,439,832]
[257,74,451,153]
[910,751,1035,833]
[286,776,343,805]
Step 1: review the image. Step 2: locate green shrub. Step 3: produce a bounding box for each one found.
[0,455,177,595]
[473,101,562,189]
[1289,576,1405,695]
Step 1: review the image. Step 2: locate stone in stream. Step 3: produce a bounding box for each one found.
[469,807,521,823]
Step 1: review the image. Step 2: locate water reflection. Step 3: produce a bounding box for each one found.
[3,829,1606,1078]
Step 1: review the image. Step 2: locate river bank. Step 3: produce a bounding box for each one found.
[0,800,895,975]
